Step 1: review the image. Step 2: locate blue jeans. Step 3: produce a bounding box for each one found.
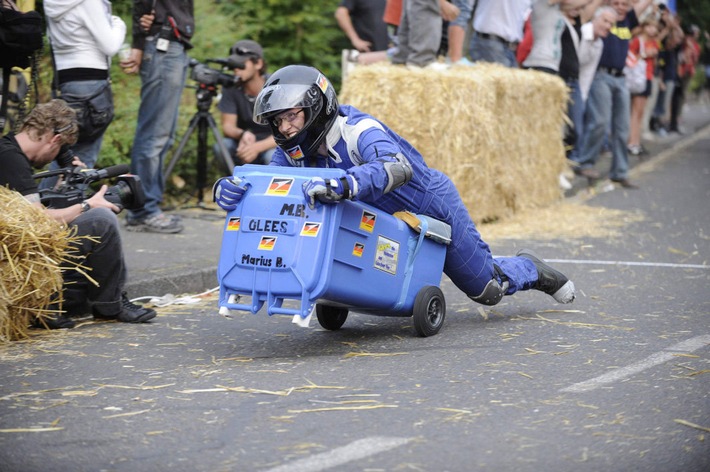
[566,79,585,161]
[470,34,518,67]
[40,79,109,190]
[574,71,630,180]
[128,39,189,221]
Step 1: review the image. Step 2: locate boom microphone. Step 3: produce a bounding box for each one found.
[95,164,131,179]
[75,164,131,181]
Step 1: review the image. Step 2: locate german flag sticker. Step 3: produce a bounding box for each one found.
[226,217,240,231]
[286,145,305,160]
[317,73,328,93]
[352,242,364,257]
[359,210,376,232]
[258,236,276,251]
[266,177,294,196]
[300,222,321,237]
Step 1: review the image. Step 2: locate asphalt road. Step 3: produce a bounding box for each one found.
[1,132,708,472]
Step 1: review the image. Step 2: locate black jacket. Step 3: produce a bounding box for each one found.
[132,0,195,50]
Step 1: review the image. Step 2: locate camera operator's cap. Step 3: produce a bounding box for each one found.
[228,39,263,63]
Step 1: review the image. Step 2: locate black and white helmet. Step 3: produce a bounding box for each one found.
[253,65,339,160]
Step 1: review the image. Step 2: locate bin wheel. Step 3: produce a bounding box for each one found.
[412,286,446,337]
[316,305,349,331]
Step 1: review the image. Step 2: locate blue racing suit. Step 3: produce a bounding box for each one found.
[270,105,538,298]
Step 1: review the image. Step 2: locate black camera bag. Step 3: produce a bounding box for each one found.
[59,81,115,141]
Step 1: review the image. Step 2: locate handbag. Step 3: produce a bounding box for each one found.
[59,81,115,141]
[0,0,43,69]
[624,39,647,95]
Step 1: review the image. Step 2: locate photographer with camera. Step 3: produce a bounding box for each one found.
[0,100,156,329]
[120,0,194,234]
[215,40,276,167]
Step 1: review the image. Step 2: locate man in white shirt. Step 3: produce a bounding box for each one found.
[470,0,532,67]
[578,6,617,102]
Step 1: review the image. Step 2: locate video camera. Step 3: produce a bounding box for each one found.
[189,58,242,88]
[34,147,145,212]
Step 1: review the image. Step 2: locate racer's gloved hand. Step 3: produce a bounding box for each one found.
[302,175,356,209]
[213,176,247,211]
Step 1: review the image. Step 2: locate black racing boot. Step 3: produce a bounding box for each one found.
[517,249,575,304]
[117,293,157,323]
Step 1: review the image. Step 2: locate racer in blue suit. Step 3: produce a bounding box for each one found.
[215,65,575,306]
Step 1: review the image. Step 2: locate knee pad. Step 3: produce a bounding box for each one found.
[468,278,509,306]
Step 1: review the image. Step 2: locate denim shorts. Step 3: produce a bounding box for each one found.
[450,0,474,28]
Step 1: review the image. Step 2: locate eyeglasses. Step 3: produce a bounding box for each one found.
[272,109,303,128]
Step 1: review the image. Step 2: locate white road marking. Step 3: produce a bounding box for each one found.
[545,259,709,270]
[263,436,413,472]
[561,335,710,393]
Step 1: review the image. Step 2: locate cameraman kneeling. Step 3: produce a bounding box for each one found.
[0,100,156,329]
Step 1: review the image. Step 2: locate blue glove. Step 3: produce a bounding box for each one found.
[302,175,356,209]
[213,177,247,211]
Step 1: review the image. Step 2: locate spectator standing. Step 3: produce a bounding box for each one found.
[627,17,661,157]
[391,0,460,70]
[470,0,532,67]
[336,0,390,54]
[650,7,683,136]
[447,0,475,65]
[0,100,156,329]
[215,40,275,167]
[669,25,701,134]
[42,0,125,172]
[120,0,194,234]
[522,0,601,162]
[578,6,617,102]
[571,0,652,189]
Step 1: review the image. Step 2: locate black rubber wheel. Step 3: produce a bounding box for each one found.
[412,286,446,337]
[316,305,349,330]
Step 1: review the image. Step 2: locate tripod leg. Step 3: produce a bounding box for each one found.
[207,113,235,174]
[164,113,200,184]
[196,116,208,203]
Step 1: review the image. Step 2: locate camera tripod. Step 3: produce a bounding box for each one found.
[163,83,234,204]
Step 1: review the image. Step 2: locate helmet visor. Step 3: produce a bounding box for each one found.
[253,83,320,125]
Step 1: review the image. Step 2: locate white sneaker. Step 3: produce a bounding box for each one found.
[558,173,572,190]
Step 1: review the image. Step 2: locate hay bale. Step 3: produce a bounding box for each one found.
[339,62,569,222]
[0,187,77,342]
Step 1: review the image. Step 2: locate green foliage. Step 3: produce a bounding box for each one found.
[677,0,710,34]
[217,0,348,86]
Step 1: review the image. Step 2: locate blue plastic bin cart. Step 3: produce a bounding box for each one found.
[217,165,451,336]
